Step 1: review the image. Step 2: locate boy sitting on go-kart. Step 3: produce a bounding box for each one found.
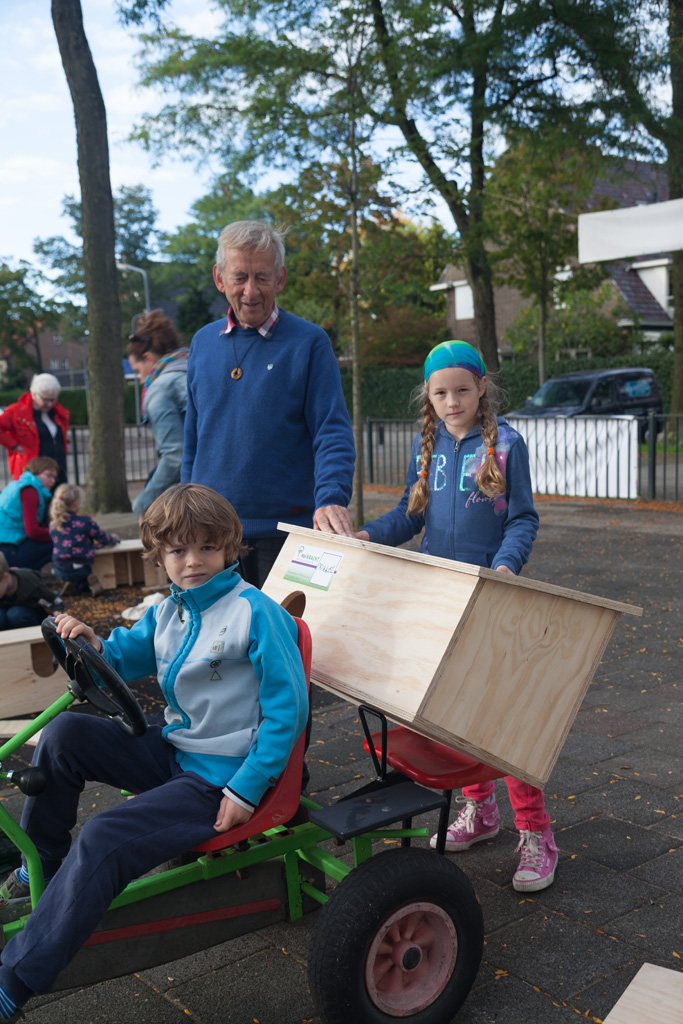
[0,483,308,1023]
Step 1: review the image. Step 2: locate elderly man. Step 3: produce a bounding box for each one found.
[0,373,70,485]
[181,220,355,588]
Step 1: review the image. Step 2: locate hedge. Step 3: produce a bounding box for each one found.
[3,350,672,428]
[341,350,674,420]
[0,386,139,426]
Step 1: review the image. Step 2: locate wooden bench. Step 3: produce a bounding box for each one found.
[92,539,168,592]
[0,625,65,721]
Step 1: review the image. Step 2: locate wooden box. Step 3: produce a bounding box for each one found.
[92,539,168,591]
[0,626,66,718]
[262,525,641,789]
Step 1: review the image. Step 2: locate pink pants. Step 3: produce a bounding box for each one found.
[462,777,550,832]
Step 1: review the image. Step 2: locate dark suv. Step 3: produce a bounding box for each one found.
[508,368,664,441]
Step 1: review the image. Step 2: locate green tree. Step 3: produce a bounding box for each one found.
[129,0,574,378]
[486,132,610,385]
[503,285,636,362]
[0,261,64,378]
[546,0,683,413]
[34,184,160,339]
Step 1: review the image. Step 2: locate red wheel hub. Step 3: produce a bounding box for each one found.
[364,901,457,1016]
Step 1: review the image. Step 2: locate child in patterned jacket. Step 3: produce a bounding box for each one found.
[49,484,119,595]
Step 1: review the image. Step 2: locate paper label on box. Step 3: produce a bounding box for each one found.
[283,544,343,591]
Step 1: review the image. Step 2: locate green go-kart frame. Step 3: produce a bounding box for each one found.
[0,617,484,1024]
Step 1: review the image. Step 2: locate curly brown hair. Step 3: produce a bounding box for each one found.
[140,484,248,567]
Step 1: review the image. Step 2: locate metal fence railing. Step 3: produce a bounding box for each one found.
[1,415,680,502]
[0,425,159,490]
[364,414,683,503]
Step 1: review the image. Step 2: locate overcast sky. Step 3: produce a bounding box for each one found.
[0,0,225,272]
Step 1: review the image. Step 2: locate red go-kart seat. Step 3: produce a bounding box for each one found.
[194,617,312,853]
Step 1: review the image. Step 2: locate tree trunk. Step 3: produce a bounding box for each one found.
[668,0,683,416]
[30,327,43,372]
[369,0,500,378]
[465,256,500,377]
[349,138,364,528]
[52,0,130,511]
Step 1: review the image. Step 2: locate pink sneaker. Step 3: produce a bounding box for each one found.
[512,827,559,891]
[430,796,500,851]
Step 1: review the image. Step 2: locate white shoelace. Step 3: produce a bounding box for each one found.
[453,797,480,834]
[515,829,543,868]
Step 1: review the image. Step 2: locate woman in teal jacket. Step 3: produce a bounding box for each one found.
[0,456,59,569]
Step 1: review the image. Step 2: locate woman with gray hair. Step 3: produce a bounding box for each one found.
[0,373,70,484]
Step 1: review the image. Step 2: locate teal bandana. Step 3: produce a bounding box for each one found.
[423,340,487,382]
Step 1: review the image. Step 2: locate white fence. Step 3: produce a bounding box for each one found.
[507,416,639,500]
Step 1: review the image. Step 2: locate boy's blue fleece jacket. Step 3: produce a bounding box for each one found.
[363,420,539,574]
[100,566,309,808]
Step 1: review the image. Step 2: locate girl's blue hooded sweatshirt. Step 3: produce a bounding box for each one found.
[363,419,538,574]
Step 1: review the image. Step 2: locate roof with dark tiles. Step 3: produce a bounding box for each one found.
[608,260,673,327]
[435,159,673,329]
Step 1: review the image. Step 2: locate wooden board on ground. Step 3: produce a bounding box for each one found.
[0,720,42,745]
[262,524,641,790]
[603,963,683,1024]
[0,626,66,717]
[92,539,168,591]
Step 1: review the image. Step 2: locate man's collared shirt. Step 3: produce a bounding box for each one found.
[220,304,280,340]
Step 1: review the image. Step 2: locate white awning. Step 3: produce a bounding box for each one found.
[578,198,683,263]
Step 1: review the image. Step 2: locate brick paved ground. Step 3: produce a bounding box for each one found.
[0,489,681,1023]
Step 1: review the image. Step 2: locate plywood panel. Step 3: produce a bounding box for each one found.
[416,581,619,785]
[603,963,683,1024]
[264,532,479,720]
[0,626,67,717]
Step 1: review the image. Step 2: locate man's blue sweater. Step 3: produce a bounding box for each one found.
[182,310,355,537]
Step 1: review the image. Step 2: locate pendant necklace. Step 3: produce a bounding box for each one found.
[231,335,257,380]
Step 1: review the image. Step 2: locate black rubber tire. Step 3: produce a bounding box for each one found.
[308,848,483,1024]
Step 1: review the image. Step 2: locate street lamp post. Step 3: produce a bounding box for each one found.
[116,260,150,315]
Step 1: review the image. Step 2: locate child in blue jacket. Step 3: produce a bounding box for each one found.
[0,484,308,1021]
[357,341,558,894]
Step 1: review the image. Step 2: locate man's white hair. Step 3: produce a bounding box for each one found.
[30,373,61,397]
[215,221,287,277]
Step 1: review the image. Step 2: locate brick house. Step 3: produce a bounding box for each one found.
[430,159,674,360]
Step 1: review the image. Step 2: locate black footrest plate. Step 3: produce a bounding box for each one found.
[309,779,447,840]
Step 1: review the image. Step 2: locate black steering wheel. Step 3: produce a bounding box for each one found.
[42,617,147,737]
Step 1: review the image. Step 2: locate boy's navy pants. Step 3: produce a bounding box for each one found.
[0,713,227,1004]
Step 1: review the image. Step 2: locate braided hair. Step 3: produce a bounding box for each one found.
[406,375,506,516]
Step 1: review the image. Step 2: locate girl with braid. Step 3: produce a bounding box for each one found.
[356,340,558,892]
